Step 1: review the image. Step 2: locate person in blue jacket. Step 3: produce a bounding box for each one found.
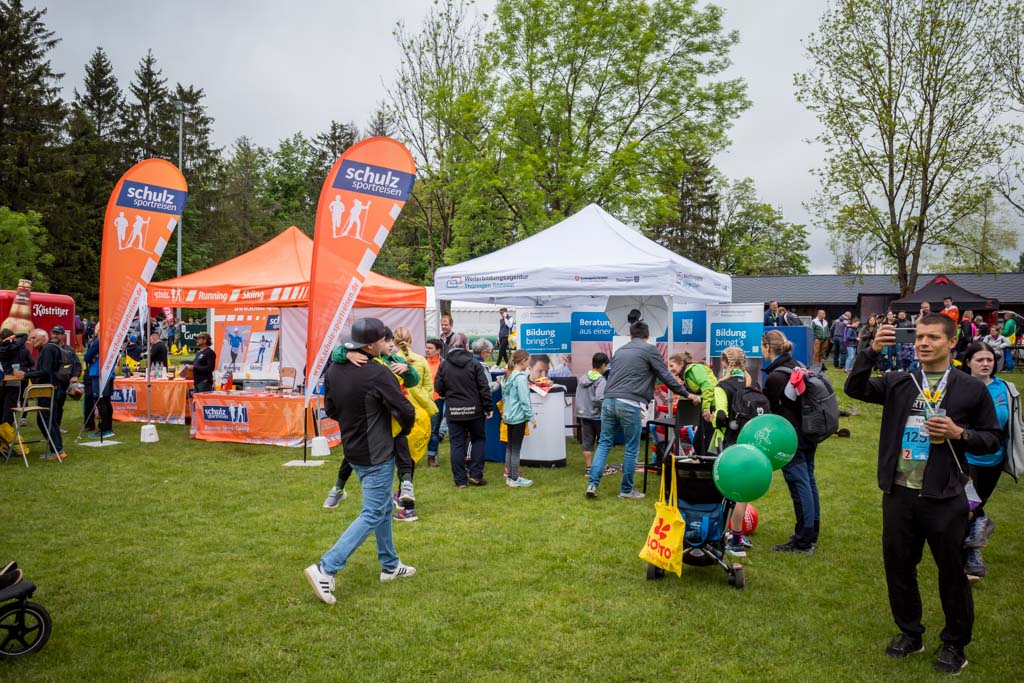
[962,341,1013,581]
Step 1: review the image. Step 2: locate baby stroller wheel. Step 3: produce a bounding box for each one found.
[646,563,665,581]
[0,600,52,658]
[730,564,745,590]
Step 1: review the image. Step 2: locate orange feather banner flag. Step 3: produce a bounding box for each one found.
[305,137,416,399]
[99,159,187,384]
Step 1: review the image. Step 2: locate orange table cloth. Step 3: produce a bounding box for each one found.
[190,390,341,447]
[112,377,193,425]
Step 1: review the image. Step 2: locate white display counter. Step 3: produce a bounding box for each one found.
[520,385,568,467]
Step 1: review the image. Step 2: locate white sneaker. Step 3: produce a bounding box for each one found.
[506,476,534,488]
[323,487,347,509]
[380,561,416,582]
[304,563,336,604]
[399,479,415,504]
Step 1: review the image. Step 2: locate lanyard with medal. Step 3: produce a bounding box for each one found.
[902,366,951,460]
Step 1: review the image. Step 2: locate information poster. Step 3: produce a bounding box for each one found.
[706,303,764,377]
[517,307,572,376]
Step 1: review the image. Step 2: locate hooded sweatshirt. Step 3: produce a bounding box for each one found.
[502,369,532,425]
[434,348,492,420]
[576,369,606,420]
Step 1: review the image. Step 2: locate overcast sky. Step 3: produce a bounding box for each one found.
[43,1,847,272]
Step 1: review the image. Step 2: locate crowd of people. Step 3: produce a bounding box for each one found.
[302,303,1020,677]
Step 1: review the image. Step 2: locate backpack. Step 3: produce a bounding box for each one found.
[54,345,78,387]
[723,379,771,434]
[775,364,840,444]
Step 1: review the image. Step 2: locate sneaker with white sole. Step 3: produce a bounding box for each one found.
[394,507,419,522]
[380,561,416,582]
[322,487,347,509]
[399,479,415,504]
[618,489,645,500]
[506,476,534,488]
[304,563,336,605]
[726,541,747,558]
[585,483,597,498]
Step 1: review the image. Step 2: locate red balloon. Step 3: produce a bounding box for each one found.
[728,503,759,535]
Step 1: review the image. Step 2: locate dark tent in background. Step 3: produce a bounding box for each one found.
[890,275,998,313]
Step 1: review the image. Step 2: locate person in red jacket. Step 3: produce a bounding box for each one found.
[845,313,1001,675]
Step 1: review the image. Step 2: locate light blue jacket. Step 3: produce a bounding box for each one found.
[966,378,1010,467]
[502,370,533,425]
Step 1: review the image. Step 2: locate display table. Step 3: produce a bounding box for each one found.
[190,390,341,447]
[112,377,193,425]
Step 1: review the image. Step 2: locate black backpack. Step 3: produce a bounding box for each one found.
[721,376,771,433]
[775,364,840,444]
[54,345,78,387]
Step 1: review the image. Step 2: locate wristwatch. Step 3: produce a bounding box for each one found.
[958,427,971,442]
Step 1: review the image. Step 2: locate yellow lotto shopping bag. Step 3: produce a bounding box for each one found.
[638,460,685,577]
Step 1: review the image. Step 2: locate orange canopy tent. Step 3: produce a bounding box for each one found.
[147,225,424,309]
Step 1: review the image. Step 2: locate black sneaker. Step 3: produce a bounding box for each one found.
[468,477,487,487]
[885,633,924,658]
[772,541,814,555]
[933,644,967,675]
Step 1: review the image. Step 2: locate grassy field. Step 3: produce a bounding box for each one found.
[3,369,1023,681]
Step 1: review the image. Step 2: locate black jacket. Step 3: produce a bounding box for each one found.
[0,337,21,375]
[149,341,168,368]
[434,348,492,421]
[26,342,61,385]
[192,347,216,384]
[844,347,1002,499]
[763,353,800,430]
[324,350,415,466]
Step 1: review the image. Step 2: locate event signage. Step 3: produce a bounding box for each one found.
[100,159,187,385]
[571,312,614,342]
[706,303,764,359]
[518,308,572,354]
[304,137,415,400]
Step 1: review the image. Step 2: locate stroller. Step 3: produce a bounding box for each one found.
[0,562,52,658]
[645,402,745,589]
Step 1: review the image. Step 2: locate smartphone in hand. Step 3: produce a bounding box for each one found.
[893,327,917,344]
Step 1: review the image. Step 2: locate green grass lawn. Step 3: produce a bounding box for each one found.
[3,369,1023,681]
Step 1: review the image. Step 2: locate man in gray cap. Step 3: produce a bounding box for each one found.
[305,318,417,605]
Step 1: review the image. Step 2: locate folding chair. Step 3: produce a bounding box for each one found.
[277,367,297,393]
[4,383,61,467]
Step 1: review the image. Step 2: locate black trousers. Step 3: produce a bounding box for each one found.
[1,382,19,425]
[882,486,973,648]
[968,462,1003,518]
[448,417,486,485]
[496,337,510,366]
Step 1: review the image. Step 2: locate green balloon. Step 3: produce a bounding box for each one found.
[738,414,798,471]
[713,444,774,503]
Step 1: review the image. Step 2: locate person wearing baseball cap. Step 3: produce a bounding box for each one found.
[305,318,417,604]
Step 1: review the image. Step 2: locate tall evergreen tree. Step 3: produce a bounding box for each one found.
[646,150,720,266]
[73,47,122,140]
[121,50,172,163]
[0,0,65,213]
[307,119,358,211]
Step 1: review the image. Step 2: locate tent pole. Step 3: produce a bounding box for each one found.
[146,311,152,424]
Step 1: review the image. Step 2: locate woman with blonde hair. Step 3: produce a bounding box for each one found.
[763,329,820,554]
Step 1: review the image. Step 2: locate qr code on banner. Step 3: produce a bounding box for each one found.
[680,319,693,335]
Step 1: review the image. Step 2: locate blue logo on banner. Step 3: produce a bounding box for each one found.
[115,180,188,214]
[111,388,137,404]
[266,315,281,331]
[571,312,614,342]
[332,160,414,200]
[658,310,708,343]
[521,322,571,353]
[709,322,763,358]
[202,405,249,424]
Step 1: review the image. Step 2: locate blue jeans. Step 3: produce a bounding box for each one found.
[781,436,820,544]
[588,399,642,493]
[320,459,399,574]
[844,345,857,371]
[1005,348,1015,371]
[427,398,444,457]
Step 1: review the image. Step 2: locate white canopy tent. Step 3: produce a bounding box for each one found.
[433,204,732,307]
